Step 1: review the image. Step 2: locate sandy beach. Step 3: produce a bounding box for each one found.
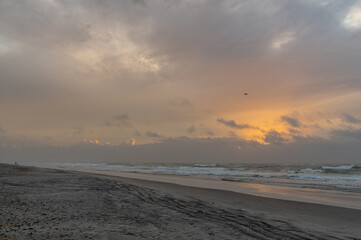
[1,164,360,240]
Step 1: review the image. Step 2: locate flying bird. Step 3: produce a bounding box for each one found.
[244,93,248,96]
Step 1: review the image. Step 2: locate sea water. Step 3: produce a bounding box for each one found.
[52,163,361,193]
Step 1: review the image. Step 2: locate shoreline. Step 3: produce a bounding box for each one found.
[1,163,361,239]
[53,167,361,210]
[70,168,361,235]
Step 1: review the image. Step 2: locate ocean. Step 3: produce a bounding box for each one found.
[52,163,361,193]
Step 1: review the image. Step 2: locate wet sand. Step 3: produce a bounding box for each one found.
[66,169,361,210]
[1,163,360,239]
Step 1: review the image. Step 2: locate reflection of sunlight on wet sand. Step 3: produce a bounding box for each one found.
[61,168,361,210]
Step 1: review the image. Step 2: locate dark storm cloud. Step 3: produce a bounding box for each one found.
[145,131,162,138]
[217,118,254,130]
[281,115,301,128]
[342,113,361,124]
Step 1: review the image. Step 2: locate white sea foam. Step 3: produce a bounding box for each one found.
[193,163,217,167]
[322,165,354,170]
[298,168,324,174]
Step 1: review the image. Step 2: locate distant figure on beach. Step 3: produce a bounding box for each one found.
[14,161,18,166]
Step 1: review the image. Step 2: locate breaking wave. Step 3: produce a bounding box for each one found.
[55,163,361,192]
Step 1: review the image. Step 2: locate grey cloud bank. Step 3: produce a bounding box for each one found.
[1,135,360,164]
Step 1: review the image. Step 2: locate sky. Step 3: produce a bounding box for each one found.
[1,0,361,164]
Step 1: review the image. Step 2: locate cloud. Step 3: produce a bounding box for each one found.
[113,113,133,127]
[104,121,113,127]
[113,113,129,121]
[342,113,361,124]
[271,32,295,50]
[0,0,361,151]
[217,118,254,130]
[0,126,5,133]
[0,37,16,54]
[73,126,84,135]
[343,4,361,30]
[205,130,214,137]
[288,128,301,135]
[228,131,237,137]
[280,115,301,128]
[1,135,360,164]
[263,130,287,145]
[168,97,191,107]
[145,131,162,138]
[186,125,196,133]
[332,128,361,140]
[134,130,141,136]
